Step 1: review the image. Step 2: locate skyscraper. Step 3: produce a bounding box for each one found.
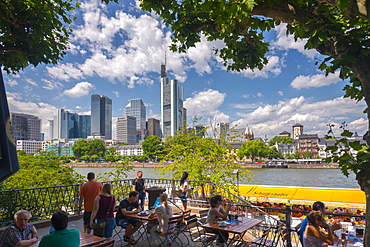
[49,109,90,139]
[147,118,161,137]
[125,99,146,130]
[91,94,112,139]
[116,115,137,145]
[160,64,186,138]
[11,113,41,141]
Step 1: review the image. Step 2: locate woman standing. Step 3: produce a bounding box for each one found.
[149,193,173,247]
[90,183,116,241]
[179,171,192,210]
[303,211,334,247]
[205,195,232,247]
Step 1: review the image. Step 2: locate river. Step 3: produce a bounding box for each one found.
[73,167,359,189]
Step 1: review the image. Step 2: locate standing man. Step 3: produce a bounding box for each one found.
[116,191,143,244]
[0,210,38,247]
[78,172,102,233]
[132,171,146,210]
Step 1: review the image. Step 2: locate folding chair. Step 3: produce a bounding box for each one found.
[155,215,184,247]
[94,239,115,247]
[113,224,126,246]
[198,209,208,223]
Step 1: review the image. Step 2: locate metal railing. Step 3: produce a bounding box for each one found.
[1,179,364,246]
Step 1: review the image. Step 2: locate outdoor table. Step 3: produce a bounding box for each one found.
[128,210,181,247]
[26,232,106,247]
[201,218,263,247]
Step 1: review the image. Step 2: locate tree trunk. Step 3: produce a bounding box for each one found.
[347,59,370,246]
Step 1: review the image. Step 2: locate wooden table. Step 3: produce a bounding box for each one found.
[201,218,263,246]
[27,232,106,247]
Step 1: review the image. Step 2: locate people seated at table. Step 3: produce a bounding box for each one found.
[205,195,232,247]
[90,183,116,240]
[39,211,80,247]
[0,210,38,247]
[148,193,173,246]
[116,191,142,244]
[303,211,334,247]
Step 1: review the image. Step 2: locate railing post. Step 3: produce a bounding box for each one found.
[285,204,292,247]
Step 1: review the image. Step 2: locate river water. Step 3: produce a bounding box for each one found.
[74,167,359,189]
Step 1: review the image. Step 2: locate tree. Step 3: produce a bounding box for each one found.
[237,140,269,162]
[0,154,83,190]
[160,130,252,186]
[138,2,370,241]
[142,135,163,161]
[266,147,283,159]
[72,139,106,159]
[302,151,313,159]
[268,136,295,146]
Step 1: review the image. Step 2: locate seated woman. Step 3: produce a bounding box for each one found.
[303,211,334,247]
[148,193,173,247]
[205,195,232,247]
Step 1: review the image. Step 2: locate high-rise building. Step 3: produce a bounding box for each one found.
[126,99,146,130]
[160,63,186,138]
[216,122,230,139]
[49,109,90,139]
[11,113,41,141]
[116,115,137,145]
[147,118,161,137]
[91,94,112,139]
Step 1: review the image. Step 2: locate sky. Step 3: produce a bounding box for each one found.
[3,0,368,140]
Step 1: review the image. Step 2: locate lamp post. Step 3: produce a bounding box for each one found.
[233,169,239,196]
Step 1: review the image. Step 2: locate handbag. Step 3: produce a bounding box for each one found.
[92,196,113,237]
[176,190,185,198]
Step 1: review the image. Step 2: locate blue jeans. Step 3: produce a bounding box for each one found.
[97,217,115,238]
[138,192,146,210]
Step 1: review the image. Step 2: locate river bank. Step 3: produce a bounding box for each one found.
[65,162,339,169]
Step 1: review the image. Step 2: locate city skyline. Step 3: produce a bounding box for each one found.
[3,0,367,140]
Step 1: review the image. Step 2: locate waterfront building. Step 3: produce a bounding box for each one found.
[273,142,296,156]
[116,115,137,145]
[16,140,43,154]
[147,118,161,137]
[298,134,319,158]
[43,139,75,156]
[136,129,148,144]
[279,131,291,137]
[245,125,254,141]
[160,63,186,138]
[126,99,146,130]
[11,112,41,141]
[116,144,143,156]
[49,109,90,139]
[216,122,229,138]
[292,123,303,139]
[91,94,112,139]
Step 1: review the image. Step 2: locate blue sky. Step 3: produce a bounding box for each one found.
[4,0,367,140]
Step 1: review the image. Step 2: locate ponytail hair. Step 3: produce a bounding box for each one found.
[180,171,189,186]
[160,193,170,215]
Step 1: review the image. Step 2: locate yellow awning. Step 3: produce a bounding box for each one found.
[240,185,365,208]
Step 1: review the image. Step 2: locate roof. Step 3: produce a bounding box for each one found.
[292,123,303,127]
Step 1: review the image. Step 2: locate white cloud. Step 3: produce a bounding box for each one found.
[271,24,318,59]
[184,89,226,117]
[41,79,63,90]
[278,91,283,96]
[231,55,284,79]
[231,96,367,138]
[257,92,263,97]
[5,79,18,87]
[62,82,95,98]
[113,91,120,97]
[47,63,85,81]
[25,78,38,87]
[291,71,341,89]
